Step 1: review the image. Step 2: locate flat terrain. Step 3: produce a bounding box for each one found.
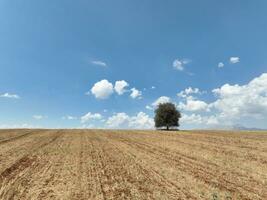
[0,129,266,200]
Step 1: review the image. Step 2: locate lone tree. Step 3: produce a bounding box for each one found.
[154,103,181,130]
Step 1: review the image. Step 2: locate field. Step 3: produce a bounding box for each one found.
[0,129,266,200]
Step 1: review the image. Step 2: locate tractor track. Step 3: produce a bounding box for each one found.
[0,130,36,145]
[105,132,266,200]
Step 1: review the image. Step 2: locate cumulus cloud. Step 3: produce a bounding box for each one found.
[173,59,190,71]
[114,80,129,95]
[181,114,219,126]
[177,87,202,98]
[130,88,142,99]
[178,99,208,112]
[106,112,154,129]
[129,112,154,129]
[205,115,219,125]
[177,87,208,112]
[106,112,130,128]
[81,112,102,123]
[0,93,20,99]
[91,60,107,67]
[152,96,171,107]
[180,73,267,128]
[90,79,114,99]
[218,62,224,68]
[210,73,267,119]
[229,57,240,64]
[89,80,141,99]
[180,114,203,125]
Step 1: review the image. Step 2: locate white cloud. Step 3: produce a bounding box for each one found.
[79,124,103,129]
[185,87,200,95]
[177,87,202,98]
[210,73,267,119]
[33,115,45,120]
[129,112,154,129]
[173,59,190,71]
[181,114,203,125]
[178,99,208,112]
[81,112,102,123]
[177,73,267,129]
[229,57,240,64]
[91,60,107,67]
[106,112,154,129]
[62,115,77,120]
[106,112,130,128]
[114,80,129,95]
[89,80,142,99]
[0,93,20,99]
[180,114,219,126]
[205,115,219,125]
[90,79,114,99]
[0,123,40,129]
[130,88,142,99]
[152,96,171,107]
[218,62,224,68]
[151,86,156,89]
[177,87,208,112]
[145,105,153,110]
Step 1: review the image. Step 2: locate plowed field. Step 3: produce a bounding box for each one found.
[0,129,266,200]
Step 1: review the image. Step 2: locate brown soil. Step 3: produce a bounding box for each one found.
[0,129,266,200]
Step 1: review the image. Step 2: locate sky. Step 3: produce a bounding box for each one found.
[0,0,267,129]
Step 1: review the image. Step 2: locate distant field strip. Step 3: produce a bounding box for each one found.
[0,129,266,199]
[0,129,37,145]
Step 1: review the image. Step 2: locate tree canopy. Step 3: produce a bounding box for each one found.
[154,103,181,130]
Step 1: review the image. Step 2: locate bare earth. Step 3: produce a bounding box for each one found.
[0,129,266,200]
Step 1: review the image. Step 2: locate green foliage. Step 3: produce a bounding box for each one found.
[154,103,181,130]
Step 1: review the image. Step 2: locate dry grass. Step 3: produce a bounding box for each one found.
[0,129,266,199]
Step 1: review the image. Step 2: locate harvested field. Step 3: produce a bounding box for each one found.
[0,129,266,200]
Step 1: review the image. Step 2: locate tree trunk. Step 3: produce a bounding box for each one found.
[166,126,169,130]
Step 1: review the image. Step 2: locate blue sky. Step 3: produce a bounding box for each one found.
[0,0,267,129]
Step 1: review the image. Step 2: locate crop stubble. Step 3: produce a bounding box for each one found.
[0,129,266,199]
